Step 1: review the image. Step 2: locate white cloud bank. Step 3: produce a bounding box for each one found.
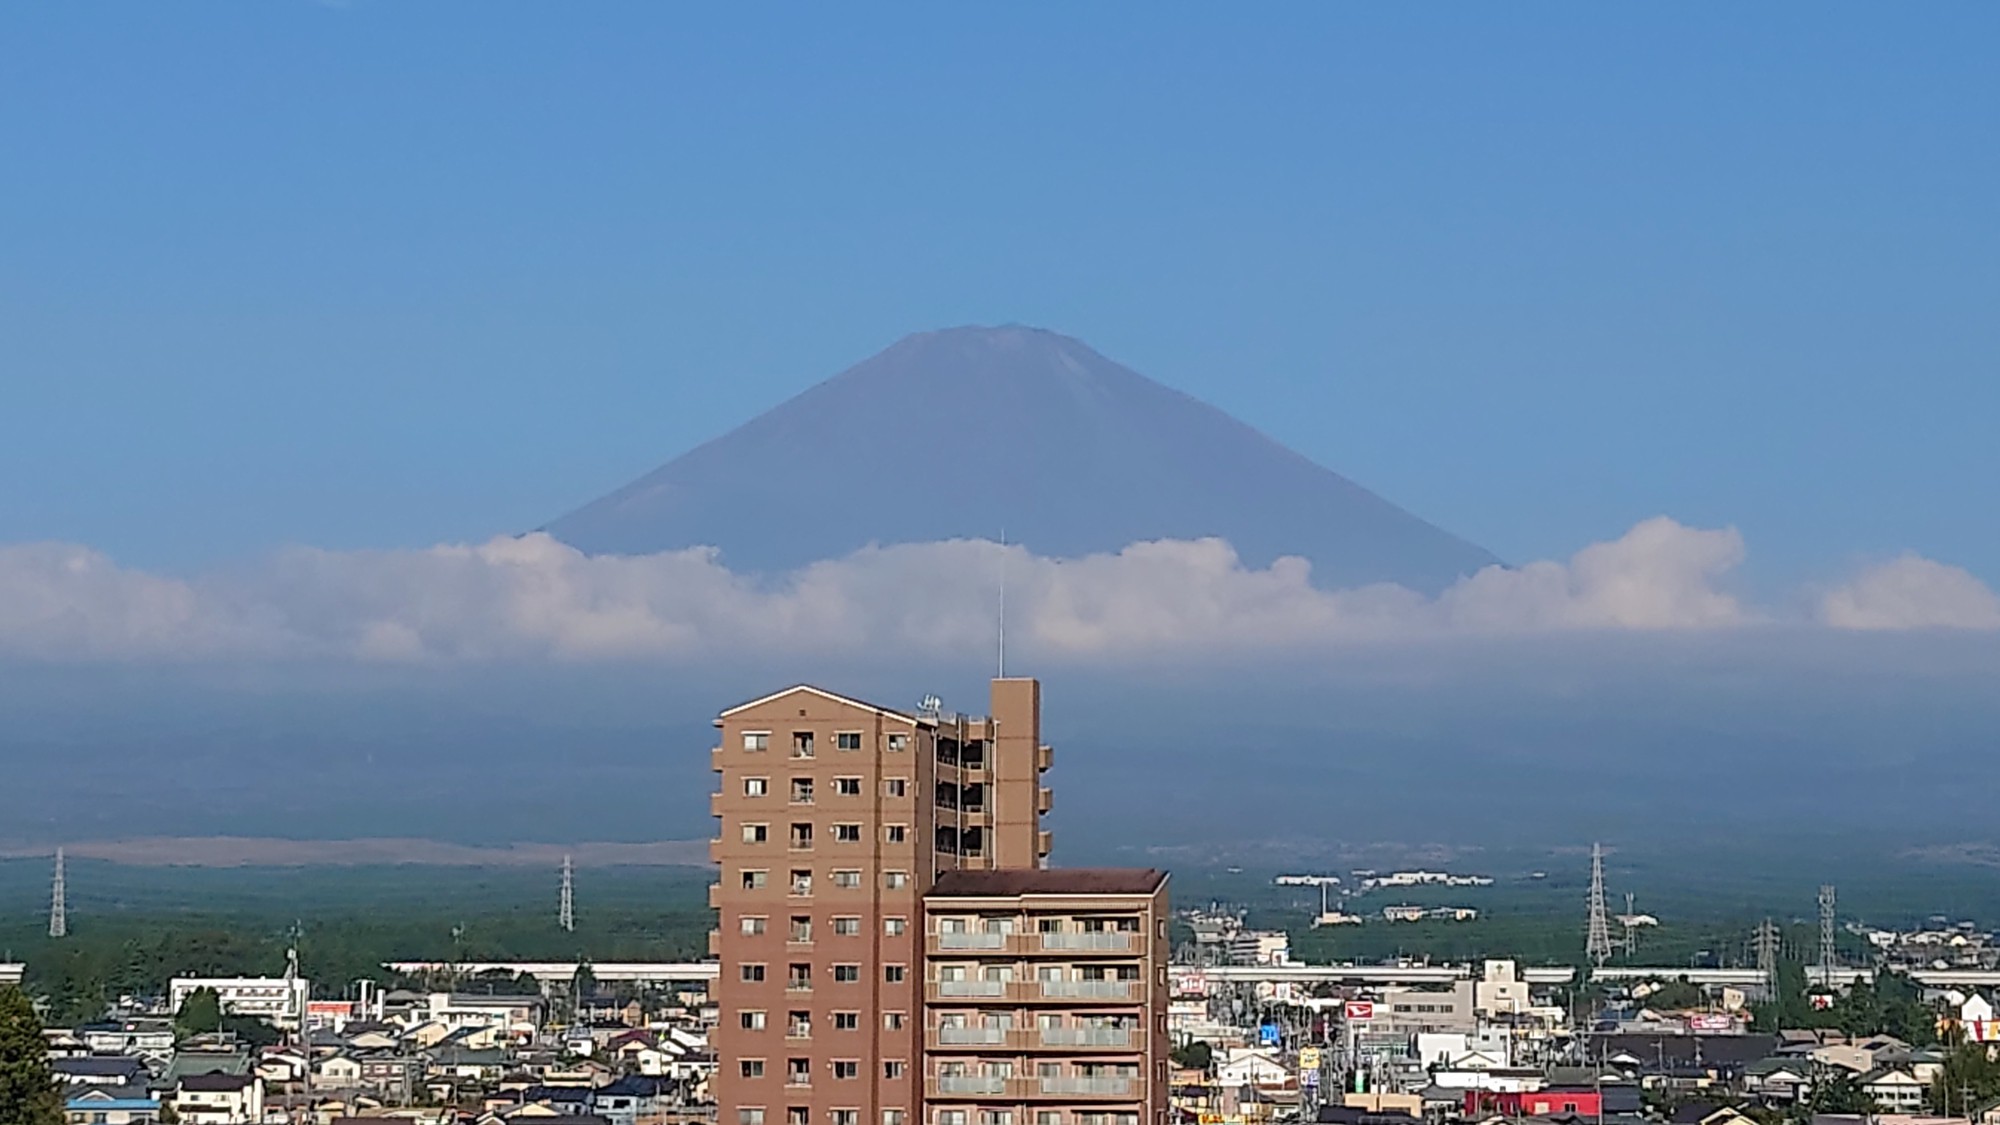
[0,517,1993,662]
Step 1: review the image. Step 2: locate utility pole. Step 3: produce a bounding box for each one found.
[559,855,575,933]
[1623,892,1637,956]
[48,847,67,939]
[288,922,311,1124]
[1585,843,1614,968]
[1818,885,1838,988]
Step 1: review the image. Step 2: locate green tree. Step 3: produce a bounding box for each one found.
[1170,1041,1213,1071]
[1797,1069,1877,1119]
[1930,1041,2000,1114]
[176,986,224,1038]
[0,986,64,1125]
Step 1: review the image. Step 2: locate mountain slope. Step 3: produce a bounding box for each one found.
[543,326,1499,591]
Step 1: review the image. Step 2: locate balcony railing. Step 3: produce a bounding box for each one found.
[933,1076,1007,1096]
[935,1026,1009,1046]
[1040,980,1137,1001]
[934,979,1007,998]
[937,932,1007,950]
[1039,1027,1137,1049]
[1039,1076,1137,1098]
[1040,932,1136,952]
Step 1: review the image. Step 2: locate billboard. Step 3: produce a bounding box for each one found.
[1344,1000,1375,1021]
[1686,1014,1735,1033]
[1260,1022,1283,1046]
[1298,1047,1323,1070]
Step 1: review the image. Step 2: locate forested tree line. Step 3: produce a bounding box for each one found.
[10,900,711,1024]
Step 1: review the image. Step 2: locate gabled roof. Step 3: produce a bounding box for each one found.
[179,1073,257,1092]
[718,684,925,724]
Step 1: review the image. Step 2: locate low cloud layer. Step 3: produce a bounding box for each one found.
[1,518,1994,662]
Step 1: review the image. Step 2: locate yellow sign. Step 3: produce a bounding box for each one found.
[1298,1048,1322,1069]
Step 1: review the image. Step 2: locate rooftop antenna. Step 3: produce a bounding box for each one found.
[49,847,67,939]
[559,855,576,933]
[1585,843,1614,968]
[996,528,1006,679]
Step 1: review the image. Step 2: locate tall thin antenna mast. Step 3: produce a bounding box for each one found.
[49,848,67,939]
[560,855,576,933]
[997,529,1006,679]
[1585,843,1613,968]
[1818,885,1837,986]
[1755,918,1780,998]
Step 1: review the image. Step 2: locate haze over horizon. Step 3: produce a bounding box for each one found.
[2,4,1996,860]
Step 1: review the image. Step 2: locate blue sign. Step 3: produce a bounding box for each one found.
[1259,1022,1282,1046]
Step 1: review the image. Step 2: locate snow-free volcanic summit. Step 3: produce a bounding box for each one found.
[544,326,1499,591]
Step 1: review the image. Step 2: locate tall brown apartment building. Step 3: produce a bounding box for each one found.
[710,679,1059,1125]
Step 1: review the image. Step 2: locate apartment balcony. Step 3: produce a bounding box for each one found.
[1037,743,1054,771]
[1037,830,1053,857]
[927,1026,1038,1051]
[1035,1076,1138,1099]
[1037,931,1137,954]
[706,884,720,909]
[1038,787,1053,814]
[925,978,1140,1004]
[709,792,723,817]
[707,929,720,956]
[711,746,724,772]
[927,932,1040,957]
[927,1025,1144,1054]
[1037,979,1139,1002]
[924,1076,1140,1102]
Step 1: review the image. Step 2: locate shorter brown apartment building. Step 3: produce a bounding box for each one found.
[710,678,1168,1125]
[923,868,1170,1125]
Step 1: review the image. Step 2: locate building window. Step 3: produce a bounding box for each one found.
[833,964,860,982]
[788,1111,809,1125]
[790,916,812,942]
[745,777,769,797]
[834,824,861,843]
[885,825,906,844]
[790,778,814,803]
[742,824,769,844]
[744,732,769,752]
[788,1011,811,1038]
[741,1059,765,1078]
[883,1061,905,1079]
[832,870,862,889]
[742,870,768,890]
[884,1113,906,1125]
[836,732,863,751]
[888,733,908,752]
[884,964,907,983]
[790,823,813,849]
[787,964,811,990]
[833,916,861,936]
[939,1112,967,1125]
[833,1061,859,1079]
[792,732,814,759]
[834,1011,860,1030]
[740,1111,766,1125]
[740,916,767,935]
[787,1058,810,1085]
[833,1113,859,1125]
[885,871,909,890]
[740,964,766,982]
[884,1011,905,1030]
[790,870,812,896]
[1035,1114,1058,1125]
[980,1113,1013,1125]
[885,778,907,797]
[884,917,907,936]
[741,1010,767,1030]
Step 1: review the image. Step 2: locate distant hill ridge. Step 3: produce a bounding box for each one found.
[544,325,1498,591]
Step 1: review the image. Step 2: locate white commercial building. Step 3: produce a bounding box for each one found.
[169,977,310,1029]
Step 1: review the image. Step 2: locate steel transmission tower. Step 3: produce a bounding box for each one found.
[1585,843,1614,967]
[1754,918,1781,997]
[559,855,575,933]
[1818,885,1837,984]
[49,847,67,939]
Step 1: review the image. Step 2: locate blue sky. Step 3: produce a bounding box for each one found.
[3,3,1994,586]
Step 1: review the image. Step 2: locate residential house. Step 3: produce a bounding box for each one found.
[315,1054,364,1088]
[55,1056,151,1089]
[170,1073,265,1125]
[1744,1058,1813,1104]
[1669,1104,1758,1125]
[64,1085,162,1125]
[592,1074,672,1125]
[1860,1067,1930,1112]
